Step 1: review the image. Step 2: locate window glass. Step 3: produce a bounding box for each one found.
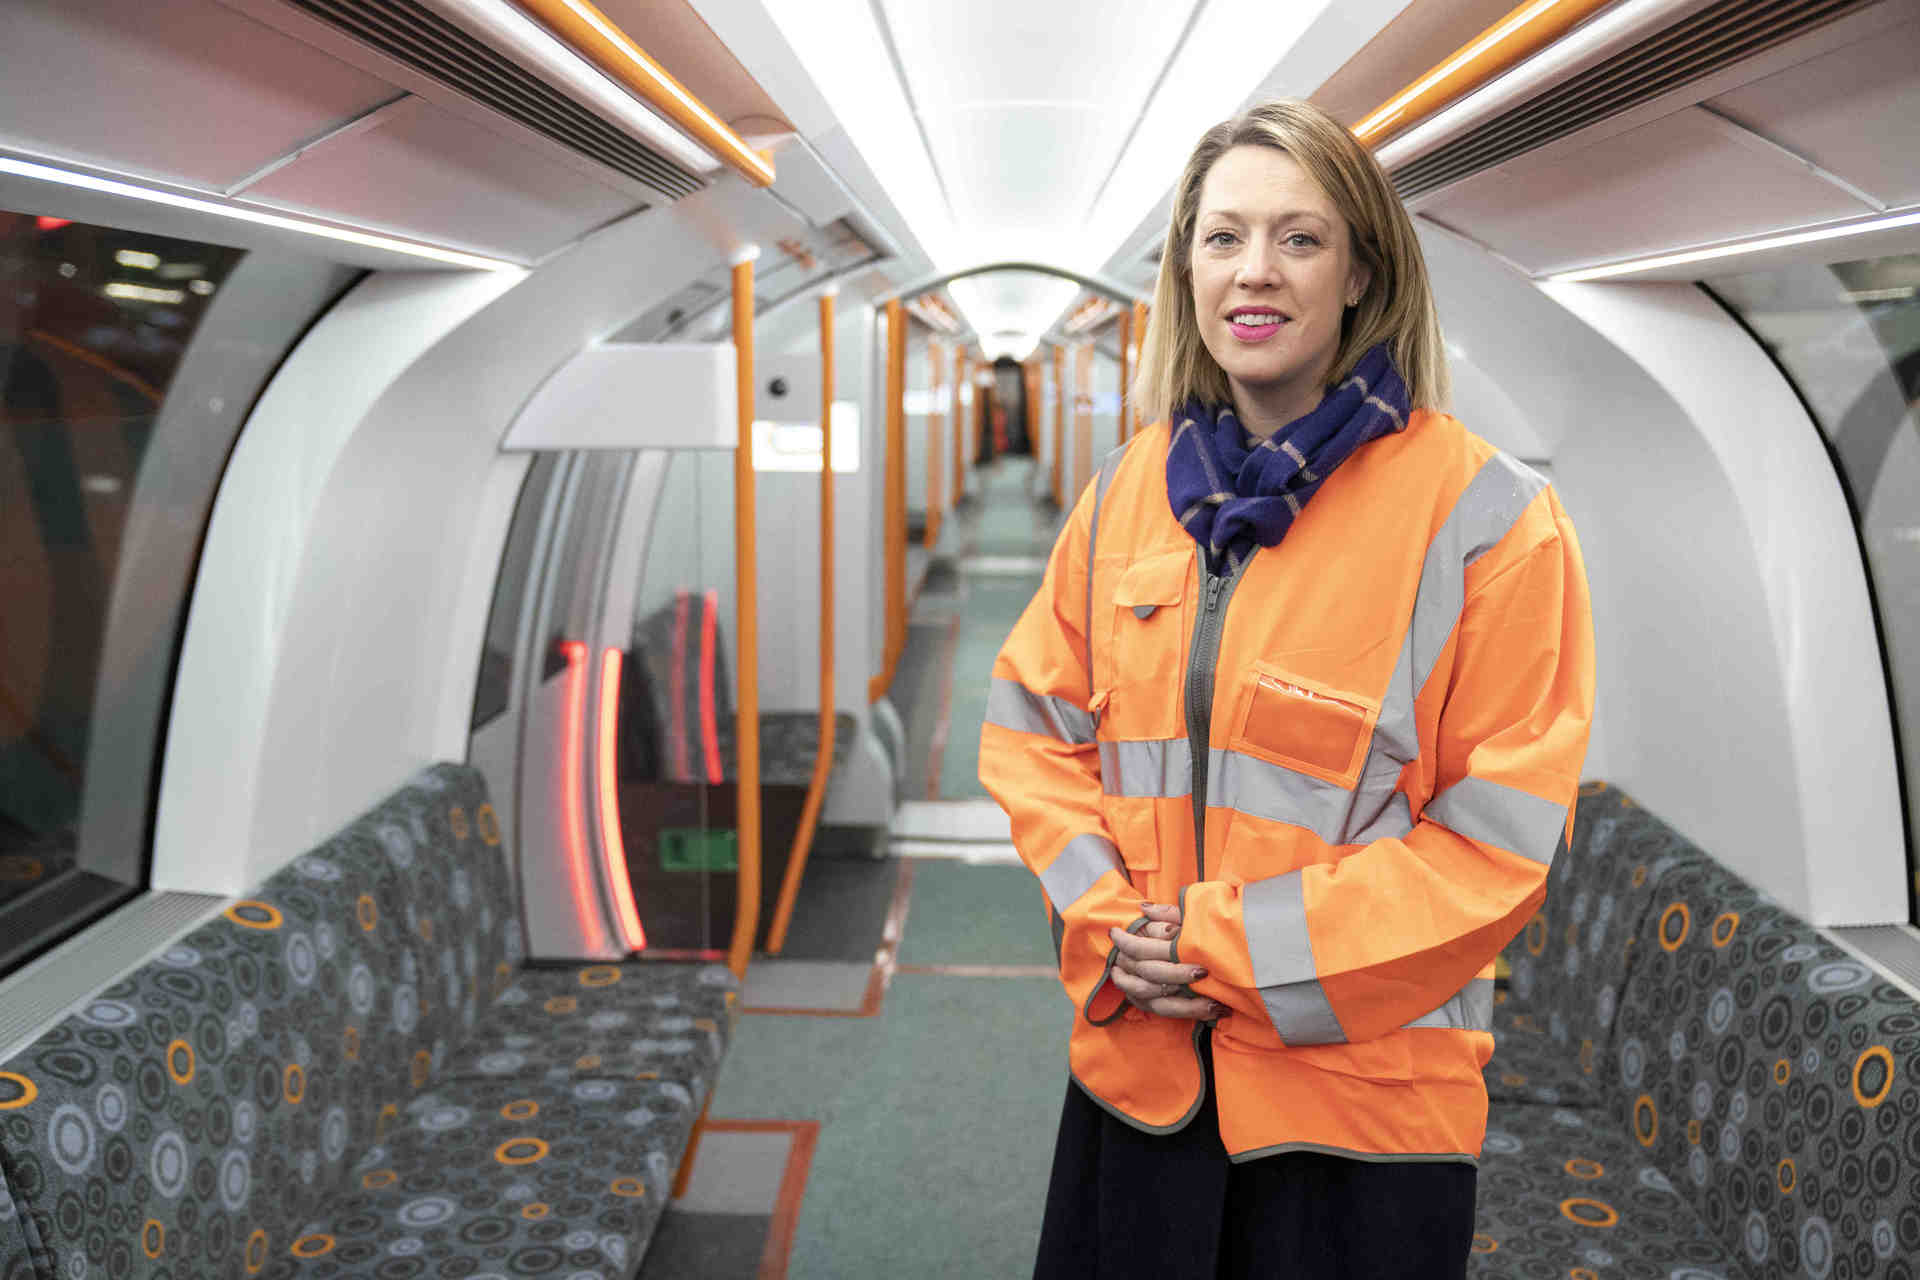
[1,212,244,955]
[472,453,560,731]
[1707,254,1920,920]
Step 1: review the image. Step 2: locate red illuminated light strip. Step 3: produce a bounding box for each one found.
[559,641,613,953]
[597,648,648,950]
[700,589,724,785]
[669,591,690,781]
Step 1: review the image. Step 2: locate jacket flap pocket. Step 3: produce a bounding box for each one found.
[1232,663,1381,790]
[1113,551,1193,614]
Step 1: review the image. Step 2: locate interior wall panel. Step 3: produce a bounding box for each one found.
[0,0,399,190]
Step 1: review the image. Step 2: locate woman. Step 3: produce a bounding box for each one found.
[978,98,1593,1278]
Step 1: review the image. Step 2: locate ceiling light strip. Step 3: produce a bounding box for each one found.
[503,0,773,186]
[1545,206,1920,282]
[1353,0,1618,145]
[0,155,520,271]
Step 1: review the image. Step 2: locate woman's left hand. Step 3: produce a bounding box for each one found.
[1107,902,1223,1020]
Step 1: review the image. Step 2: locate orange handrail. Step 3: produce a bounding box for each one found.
[1117,308,1133,445]
[926,336,944,549]
[951,348,966,507]
[1051,345,1066,506]
[1351,0,1616,147]
[510,0,776,186]
[727,250,761,981]
[1074,343,1092,496]
[869,298,907,703]
[765,289,838,955]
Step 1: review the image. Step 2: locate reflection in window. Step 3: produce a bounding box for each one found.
[1,212,243,956]
[1708,254,1920,920]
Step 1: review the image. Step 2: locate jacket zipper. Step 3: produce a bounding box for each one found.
[1185,548,1253,880]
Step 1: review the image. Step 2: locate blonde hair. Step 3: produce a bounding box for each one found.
[1134,98,1449,426]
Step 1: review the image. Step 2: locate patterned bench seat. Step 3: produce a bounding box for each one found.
[0,763,734,1280]
[1472,783,1920,1279]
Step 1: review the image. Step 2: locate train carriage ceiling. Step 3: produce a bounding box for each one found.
[703,0,1420,359]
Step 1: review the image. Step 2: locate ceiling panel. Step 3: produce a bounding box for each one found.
[596,0,791,136]
[241,97,643,263]
[0,0,399,191]
[1419,105,1871,274]
[1706,25,1920,210]
[879,0,1199,259]
[882,0,1195,111]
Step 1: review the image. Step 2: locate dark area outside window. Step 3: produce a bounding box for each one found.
[472,452,560,731]
[1708,255,1920,922]
[1,212,243,954]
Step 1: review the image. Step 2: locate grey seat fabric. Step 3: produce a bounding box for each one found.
[1610,851,1920,1277]
[1484,783,1690,1107]
[1470,1104,1746,1278]
[0,764,736,1280]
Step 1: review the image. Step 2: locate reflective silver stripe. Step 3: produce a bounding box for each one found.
[1038,832,1124,911]
[985,677,1095,745]
[1424,775,1566,866]
[1083,444,1128,691]
[1402,978,1496,1032]
[1347,792,1414,846]
[1098,738,1192,798]
[1241,873,1349,1043]
[1338,452,1549,844]
[1208,748,1350,846]
[1241,872,1314,987]
[1259,980,1348,1044]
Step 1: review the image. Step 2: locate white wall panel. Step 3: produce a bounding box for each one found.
[243,97,643,264]
[504,344,737,451]
[0,0,397,191]
[156,180,806,896]
[1421,226,1904,924]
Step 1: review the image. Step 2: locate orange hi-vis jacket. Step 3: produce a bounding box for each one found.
[979,410,1594,1164]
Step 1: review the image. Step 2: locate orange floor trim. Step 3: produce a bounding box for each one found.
[702,1120,821,1280]
[741,860,915,1018]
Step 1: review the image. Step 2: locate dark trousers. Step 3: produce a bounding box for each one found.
[1033,1036,1477,1279]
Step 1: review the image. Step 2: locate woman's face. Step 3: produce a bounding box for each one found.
[1188,144,1370,433]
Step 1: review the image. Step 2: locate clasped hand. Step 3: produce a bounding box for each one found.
[1107,901,1225,1021]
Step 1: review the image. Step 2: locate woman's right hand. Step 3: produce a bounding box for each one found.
[1107,906,1224,1020]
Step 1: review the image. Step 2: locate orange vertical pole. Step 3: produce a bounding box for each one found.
[1131,300,1149,437]
[1074,342,1092,498]
[766,287,837,955]
[727,248,761,982]
[869,299,907,702]
[1051,344,1066,506]
[1023,360,1041,462]
[926,336,943,549]
[889,302,908,683]
[952,349,967,506]
[1117,308,1133,445]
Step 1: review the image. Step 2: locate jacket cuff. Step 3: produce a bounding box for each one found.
[1082,916,1149,1025]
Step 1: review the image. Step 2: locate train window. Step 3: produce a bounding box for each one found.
[1708,255,1920,920]
[1,211,245,963]
[472,452,561,731]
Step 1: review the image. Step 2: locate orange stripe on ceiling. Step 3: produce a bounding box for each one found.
[1352,0,1616,146]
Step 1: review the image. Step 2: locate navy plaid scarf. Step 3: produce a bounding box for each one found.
[1165,343,1411,573]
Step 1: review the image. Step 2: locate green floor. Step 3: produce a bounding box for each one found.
[937,460,1057,800]
[705,456,1071,1278]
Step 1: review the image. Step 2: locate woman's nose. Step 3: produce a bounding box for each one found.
[1235,241,1278,287]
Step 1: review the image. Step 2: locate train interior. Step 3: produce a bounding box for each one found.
[5,0,1920,1275]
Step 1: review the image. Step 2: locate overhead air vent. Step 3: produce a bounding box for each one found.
[286,0,704,201]
[1390,0,1876,202]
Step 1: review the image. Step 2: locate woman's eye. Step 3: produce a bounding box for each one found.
[1285,233,1320,249]
[1204,230,1237,248]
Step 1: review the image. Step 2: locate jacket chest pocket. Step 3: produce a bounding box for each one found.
[1098,551,1194,741]
[1227,661,1381,791]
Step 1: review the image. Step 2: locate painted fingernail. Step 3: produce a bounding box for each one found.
[1191,968,1208,981]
